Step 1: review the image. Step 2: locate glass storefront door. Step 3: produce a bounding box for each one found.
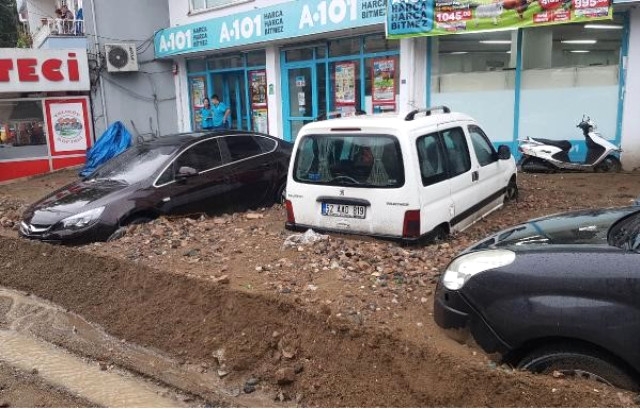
[284,65,316,141]
[210,71,248,131]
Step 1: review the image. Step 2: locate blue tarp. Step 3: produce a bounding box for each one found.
[79,121,132,177]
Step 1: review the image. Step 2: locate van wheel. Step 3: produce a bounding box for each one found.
[504,177,518,202]
[428,224,449,243]
[518,344,638,391]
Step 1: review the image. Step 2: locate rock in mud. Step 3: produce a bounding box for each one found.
[275,367,296,385]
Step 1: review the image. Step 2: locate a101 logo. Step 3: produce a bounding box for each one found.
[299,0,358,29]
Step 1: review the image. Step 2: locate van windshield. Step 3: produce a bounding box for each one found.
[293,134,404,188]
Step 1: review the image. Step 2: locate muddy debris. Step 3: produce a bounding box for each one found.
[0,171,639,406]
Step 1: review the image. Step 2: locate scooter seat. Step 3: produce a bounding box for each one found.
[531,138,571,151]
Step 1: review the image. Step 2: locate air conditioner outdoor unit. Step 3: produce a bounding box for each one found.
[104,43,139,73]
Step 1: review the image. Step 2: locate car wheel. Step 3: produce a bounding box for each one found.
[504,177,518,202]
[518,344,638,391]
[106,216,153,242]
[275,180,286,205]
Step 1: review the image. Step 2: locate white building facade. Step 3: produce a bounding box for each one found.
[157,0,640,170]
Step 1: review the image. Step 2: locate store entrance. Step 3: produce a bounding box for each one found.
[210,71,248,130]
[284,64,316,142]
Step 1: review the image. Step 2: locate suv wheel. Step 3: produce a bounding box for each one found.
[518,344,638,391]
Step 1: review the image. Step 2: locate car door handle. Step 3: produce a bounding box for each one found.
[472,171,479,182]
[223,176,231,184]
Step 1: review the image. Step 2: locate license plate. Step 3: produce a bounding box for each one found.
[321,203,366,219]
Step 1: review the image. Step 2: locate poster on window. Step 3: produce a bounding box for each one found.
[250,70,268,108]
[372,58,396,104]
[252,108,268,134]
[334,62,356,106]
[190,76,206,108]
[45,100,90,154]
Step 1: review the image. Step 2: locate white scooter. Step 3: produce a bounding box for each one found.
[518,115,622,173]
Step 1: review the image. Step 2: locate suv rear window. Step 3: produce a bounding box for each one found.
[293,134,404,188]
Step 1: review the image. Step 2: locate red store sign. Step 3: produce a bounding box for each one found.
[0,48,90,93]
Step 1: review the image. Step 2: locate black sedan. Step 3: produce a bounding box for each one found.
[434,206,640,390]
[20,131,292,244]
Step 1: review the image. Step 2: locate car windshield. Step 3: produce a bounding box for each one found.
[608,211,640,252]
[88,144,178,185]
[293,134,404,188]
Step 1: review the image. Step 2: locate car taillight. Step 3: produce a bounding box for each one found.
[285,200,295,224]
[402,210,421,239]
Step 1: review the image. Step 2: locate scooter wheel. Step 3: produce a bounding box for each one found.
[595,156,622,173]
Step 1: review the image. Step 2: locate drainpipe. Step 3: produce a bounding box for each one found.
[90,0,108,132]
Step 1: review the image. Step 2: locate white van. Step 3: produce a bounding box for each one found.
[284,106,518,242]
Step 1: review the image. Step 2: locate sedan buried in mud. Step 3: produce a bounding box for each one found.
[434,206,640,390]
[20,131,292,244]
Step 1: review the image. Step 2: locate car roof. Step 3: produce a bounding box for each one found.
[298,108,475,135]
[140,130,272,148]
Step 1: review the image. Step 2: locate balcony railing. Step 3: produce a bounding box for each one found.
[33,18,85,49]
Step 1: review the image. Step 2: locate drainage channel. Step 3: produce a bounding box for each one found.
[0,287,280,408]
[0,330,185,407]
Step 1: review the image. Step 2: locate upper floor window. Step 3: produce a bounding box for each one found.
[190,0,254,13]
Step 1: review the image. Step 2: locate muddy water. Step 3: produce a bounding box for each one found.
[0,287,277,408]
[0,330,185,407]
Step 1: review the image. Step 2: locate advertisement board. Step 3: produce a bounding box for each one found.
[386,0,613,38]
[44,98,91,155]
[155,0,387,58]
[0,48,90,93]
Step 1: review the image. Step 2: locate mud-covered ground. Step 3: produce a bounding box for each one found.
[0,169,639,407]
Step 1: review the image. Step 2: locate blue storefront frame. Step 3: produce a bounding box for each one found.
[186,54,266,132]
[281,35,400,142]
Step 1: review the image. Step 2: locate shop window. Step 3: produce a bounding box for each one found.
[522,16,623,72]
[329,37,361,57]
[0,100,48,161]
[187,59,207,73]
[207,54,243,70]
[430,31,516,145]
[364,34,399,53]
[519,16,624,155]
[190,0,253,12]
[246,51,266,67]
[285,48,314,62]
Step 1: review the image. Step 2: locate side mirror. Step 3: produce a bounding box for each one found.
[176,166,197,181]
[497,145,512,160]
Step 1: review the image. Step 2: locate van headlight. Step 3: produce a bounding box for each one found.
[59,207,105,230]
[442,250,516,291]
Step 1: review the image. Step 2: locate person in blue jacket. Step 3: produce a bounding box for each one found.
[200,97,214,130]
[211,94,231,129]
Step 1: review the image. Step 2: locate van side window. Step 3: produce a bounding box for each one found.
[416,133,447,186]
[468,125,496,167]
[441,127,471,177]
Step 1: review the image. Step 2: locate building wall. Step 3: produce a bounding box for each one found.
[165,0,640,170]
[169,0,292,27]
[621,7,640,170]
[84,0,177,140]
